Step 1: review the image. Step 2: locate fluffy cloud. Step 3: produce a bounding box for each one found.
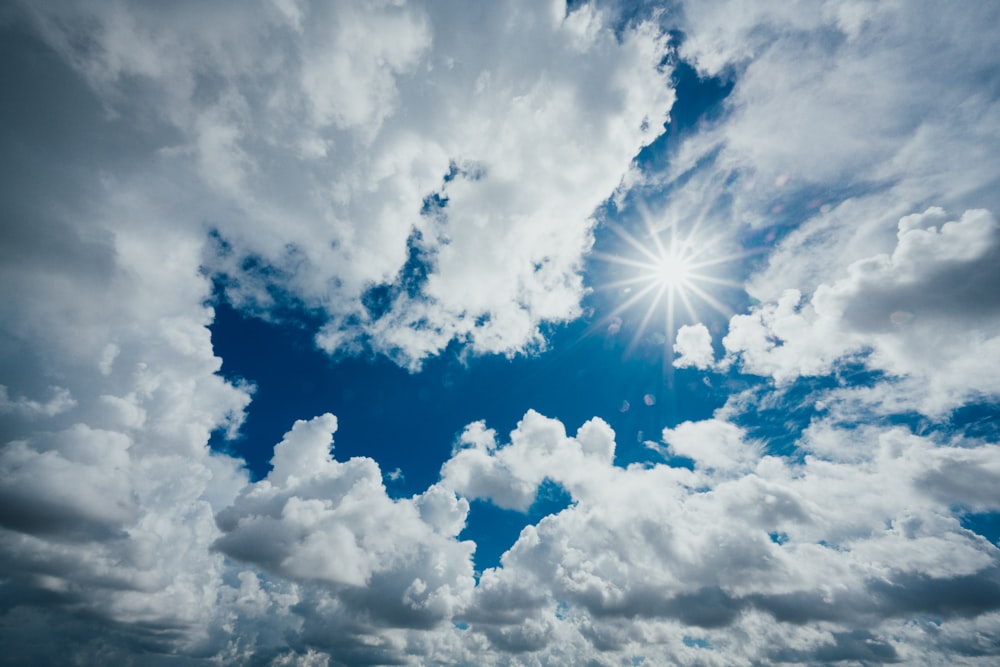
[0,2,672,657]
[632,0,1000,315]
[0,84,255,662]
[657,418,760,472]
[672,322,715,369]
[724,207,1000,415]
[18,0,674,369]
[440,410,615,511]
[0,189,255,665]
[435,411,1000,664]
[2,0,999,664]
[214,414,475,624]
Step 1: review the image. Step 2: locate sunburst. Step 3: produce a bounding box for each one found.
[591,207,744,354]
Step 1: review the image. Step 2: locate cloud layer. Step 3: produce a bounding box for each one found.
[2,0,999,665]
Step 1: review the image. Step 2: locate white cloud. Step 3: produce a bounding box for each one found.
[723,207,1000,415]
[0,228,253,660]
[0,385,75,418]
[0,63,254,661]
[672,322,716,369]
[448,413,1000,663]
[19,0,675,369]
[299,3,431,134]
[214,413,476,641]
[2,0,1000,664]
[440,410,616,511]
[657,419,761,472]
[633,0,1000,315]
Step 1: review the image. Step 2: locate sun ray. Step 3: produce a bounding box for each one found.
[592,252,668,273]
[607,224,665,266]
[627,284,666,353]
[684,281,734,319]
[588,279,664,336]
[675,282,700,323]
[598,275,662,291]
[688,274,744,289]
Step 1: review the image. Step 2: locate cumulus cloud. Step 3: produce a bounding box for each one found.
[724,207,1000,415]
[2,0,999,665]
[0,83,256,662]
[672,322,715,369]
[657,419,760,472]
[214,413,475,626]
[0,201,254,663]
[435,411,1000,663]
[0,2,671,656]
[17,0,675,369]
[440,410,616,511]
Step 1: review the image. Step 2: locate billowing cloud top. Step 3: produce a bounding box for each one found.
[2,1,1000,665]
[14,0,673,370]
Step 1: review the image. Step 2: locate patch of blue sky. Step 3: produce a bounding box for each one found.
[682,636,712,649]
[633,58,734,174]
[210,292,730,488]
[961,512,1000,547]
[839,392,1000,443]
[205,55,760,510]
[210,299,454,492]
[723,363,885,459]
[458,483,577,574]
[949,401,1000,441]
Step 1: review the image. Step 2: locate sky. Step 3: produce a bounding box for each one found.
[1,1,1000,665]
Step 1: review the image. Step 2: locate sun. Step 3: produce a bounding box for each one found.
[651,247,694,289]
[590,209,744,353]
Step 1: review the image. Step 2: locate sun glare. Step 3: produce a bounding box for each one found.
[590,207,745,353]
[652,249,693,289]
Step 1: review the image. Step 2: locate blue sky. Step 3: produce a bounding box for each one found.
[2,1,1000,665]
